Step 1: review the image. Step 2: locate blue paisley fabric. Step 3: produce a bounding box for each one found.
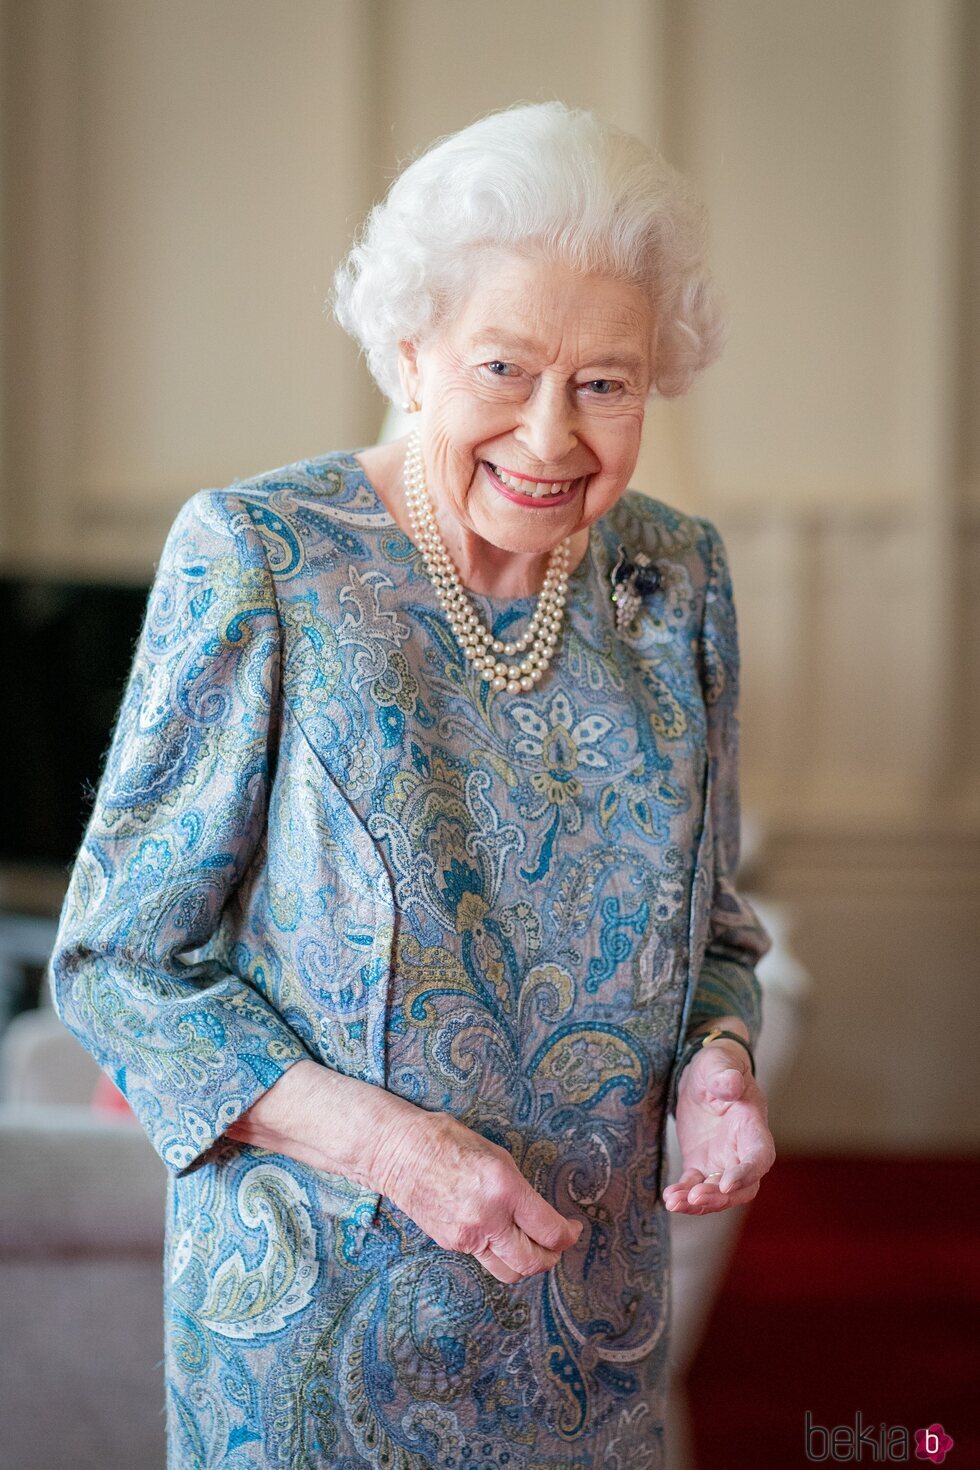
[50,451,770,1469]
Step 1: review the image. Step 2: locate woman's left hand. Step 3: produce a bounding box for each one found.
[662,1039,776,1214]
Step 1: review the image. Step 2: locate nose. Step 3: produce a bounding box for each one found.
[514,381,578,467]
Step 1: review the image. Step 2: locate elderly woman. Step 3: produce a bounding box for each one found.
[51,102,774,1468]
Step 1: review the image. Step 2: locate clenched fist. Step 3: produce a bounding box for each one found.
[371,1108,583,1284]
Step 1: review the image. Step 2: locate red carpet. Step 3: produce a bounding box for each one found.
[685,1157,980,1469]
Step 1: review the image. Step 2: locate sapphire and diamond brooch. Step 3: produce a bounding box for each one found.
[609,546,662,635]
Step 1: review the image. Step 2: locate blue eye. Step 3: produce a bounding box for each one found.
[587,379,616,395]
[479,360,525,388]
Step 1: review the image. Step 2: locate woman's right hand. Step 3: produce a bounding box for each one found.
[369,1106,583,1284]
[226,1060,580,1284]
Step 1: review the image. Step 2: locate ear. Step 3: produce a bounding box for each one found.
[647,321,660,390]
[397,339,421,405]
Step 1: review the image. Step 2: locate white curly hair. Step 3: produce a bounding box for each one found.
[331,101,727,403]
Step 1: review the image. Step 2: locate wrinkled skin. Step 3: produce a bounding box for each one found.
[373,1107,584,1285]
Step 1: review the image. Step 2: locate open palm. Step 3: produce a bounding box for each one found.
[662,1043,776,1214]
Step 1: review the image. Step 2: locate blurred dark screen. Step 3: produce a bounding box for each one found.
[0,578,150,866]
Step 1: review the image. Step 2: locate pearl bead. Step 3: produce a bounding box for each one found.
[492,675,507,690]
[506,680,520,694]
[519,676,533,691]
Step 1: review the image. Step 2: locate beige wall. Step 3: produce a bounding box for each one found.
[2,0,977,1151]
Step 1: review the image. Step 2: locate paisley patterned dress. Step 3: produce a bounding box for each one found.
[50,451,770,1469]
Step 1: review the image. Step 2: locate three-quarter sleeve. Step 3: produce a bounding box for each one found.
[683,517,772,1050]
[49,490,309,1173]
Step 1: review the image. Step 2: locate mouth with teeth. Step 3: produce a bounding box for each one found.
[483,462,582,507]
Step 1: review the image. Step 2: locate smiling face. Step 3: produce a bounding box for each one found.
[399,252,656,564]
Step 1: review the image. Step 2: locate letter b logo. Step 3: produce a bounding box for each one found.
[805,1411,830,1461]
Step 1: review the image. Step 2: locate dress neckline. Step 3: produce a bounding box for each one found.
[338,449,598,612]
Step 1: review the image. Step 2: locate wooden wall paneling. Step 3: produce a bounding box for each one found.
[663,0,967,828]
[4,0,382,579]
[376,0,668,170]
[71,0,383,577]
[380,0,598,167]
[962,0,980,511]
[890,0,962,810]
[0,0,7,559]
[3,0,87,574]
[950,1,980,813]
[806,515,935,825]
[962,530,980,820]
[669,0,917,517]
[770,877,980,1151]
[724,517,814,817]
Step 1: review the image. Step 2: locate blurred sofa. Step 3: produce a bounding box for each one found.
[0,1014,167,1470]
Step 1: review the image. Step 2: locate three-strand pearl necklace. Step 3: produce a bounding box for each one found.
[402,429,571,693]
